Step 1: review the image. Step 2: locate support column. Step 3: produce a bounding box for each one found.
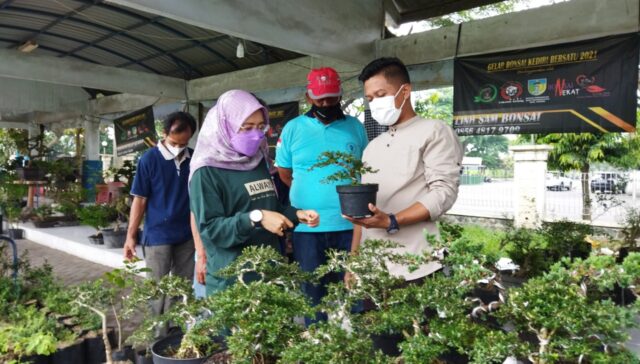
[82,117,103,202]
[509,145,552,228]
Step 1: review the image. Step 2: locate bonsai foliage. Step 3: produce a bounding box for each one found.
[76,203,118,232]
[0,177,27,229]
[0,246,77,362]
[499,220,594,279]
[126,272,218,359]
[309,151,377,185]
[497,253,640,364]
[200,246,312,363]
[0,305,75,362]
[73,258,149,364]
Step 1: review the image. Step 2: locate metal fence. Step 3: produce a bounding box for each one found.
[544,171,639,227]
[449,169,639,227]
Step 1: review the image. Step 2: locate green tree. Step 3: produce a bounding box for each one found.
[539,133,628,220]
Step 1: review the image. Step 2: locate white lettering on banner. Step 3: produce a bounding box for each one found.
[244,179,275,196]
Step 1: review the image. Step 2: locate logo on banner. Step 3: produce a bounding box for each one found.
[500,81,523,100]
[551,79,581,96]
[576,75,607,94]
[528,79,547,96]
[474,84,498,103]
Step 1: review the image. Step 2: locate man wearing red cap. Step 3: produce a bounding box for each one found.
[276,67,368,325]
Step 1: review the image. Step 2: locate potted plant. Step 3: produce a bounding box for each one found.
[126,271,221,363]
[0,178,27,239]
[3,205,24,239]
[8,127,52,182]
[496,253,640,363]
[99,196,130,249]
[191,246,311,363]
[309,151,378,218]
[76,203,118,245]
[73,258,149,364]
[31,204,58,228]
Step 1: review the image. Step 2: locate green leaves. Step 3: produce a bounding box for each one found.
[309,151,377,186]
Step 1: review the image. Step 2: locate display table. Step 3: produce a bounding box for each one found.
[13,180,48,208]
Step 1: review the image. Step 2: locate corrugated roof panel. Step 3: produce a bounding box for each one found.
[74,46,132,66]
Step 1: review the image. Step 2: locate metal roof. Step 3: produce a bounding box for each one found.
[0,0,303,80]
[0,0,508,84]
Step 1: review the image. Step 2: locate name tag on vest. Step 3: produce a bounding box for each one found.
[244,179,275,196]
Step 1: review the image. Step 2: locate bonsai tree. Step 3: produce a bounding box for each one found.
[310,150,377,185]
[73,258,149,364]
[309,151,379,217]
[197,246,312,363]
[76,203,118,234]
[496,253,640,363]
[125,271,217,360]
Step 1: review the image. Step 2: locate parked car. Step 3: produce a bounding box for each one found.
[590,172,628,194]
[546,172,572,191]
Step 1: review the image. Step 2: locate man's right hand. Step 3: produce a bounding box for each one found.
[123,237,137,261]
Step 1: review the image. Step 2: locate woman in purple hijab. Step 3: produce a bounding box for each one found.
[189,89,319,294]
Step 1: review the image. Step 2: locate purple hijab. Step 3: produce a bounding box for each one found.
[189,90,269,184]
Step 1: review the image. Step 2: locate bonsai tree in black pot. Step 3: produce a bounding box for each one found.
[73,258,150,364]
[309,151,378,218]
[76,203,118,246]
[126,271,221,363]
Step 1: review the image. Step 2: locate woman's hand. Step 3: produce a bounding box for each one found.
[297,209,319,227]
[261,210,294,237]
[195,253,207,285]
[344,271,357,290]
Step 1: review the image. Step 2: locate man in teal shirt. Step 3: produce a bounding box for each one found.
[276,67,368,324]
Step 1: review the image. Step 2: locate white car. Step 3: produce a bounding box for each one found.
[546,173,572,191]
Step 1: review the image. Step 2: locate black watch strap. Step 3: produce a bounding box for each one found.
[387,214,400,234]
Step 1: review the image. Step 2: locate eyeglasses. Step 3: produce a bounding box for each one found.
[239,124,270,133]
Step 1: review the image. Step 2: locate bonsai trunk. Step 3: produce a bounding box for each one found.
[76,302,113,364]
[111,302,122,352]
[580,165,591,221]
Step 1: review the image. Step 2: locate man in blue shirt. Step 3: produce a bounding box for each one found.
[124,111,196,322]
[276,67,368,324]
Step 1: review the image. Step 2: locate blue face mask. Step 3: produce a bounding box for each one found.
[230,129,265,156]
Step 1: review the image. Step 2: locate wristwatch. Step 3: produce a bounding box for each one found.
[387,214,400,234]
[249,209,263,227]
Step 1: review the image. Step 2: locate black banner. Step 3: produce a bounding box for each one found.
[267,101,298,158]
[114,106,157,156]
[453,33,639,135]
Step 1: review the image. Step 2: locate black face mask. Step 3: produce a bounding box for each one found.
[311,104,344,122]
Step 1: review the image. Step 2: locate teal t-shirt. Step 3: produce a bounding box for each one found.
[275,114,368,232]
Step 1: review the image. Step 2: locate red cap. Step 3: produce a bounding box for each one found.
[306,67,342,99]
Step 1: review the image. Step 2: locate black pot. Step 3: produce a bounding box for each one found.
[33,218,59,228]
[336,184,378,218]
[83,327,117,364]
[83,335,105,364]
[20,354,51,364]
[88,234,104,245]
[8,228,24,240]
[102,228,127,249]
[136,349,154,364]
[112,345,135,362]
[151,334,208,364]
[370,332,404,357]
[51,340,84,364]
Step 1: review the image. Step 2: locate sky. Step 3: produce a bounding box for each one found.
[388,0,571,36]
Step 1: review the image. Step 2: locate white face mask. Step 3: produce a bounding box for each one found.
[369,84,407,126]
[165,143,186,157]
